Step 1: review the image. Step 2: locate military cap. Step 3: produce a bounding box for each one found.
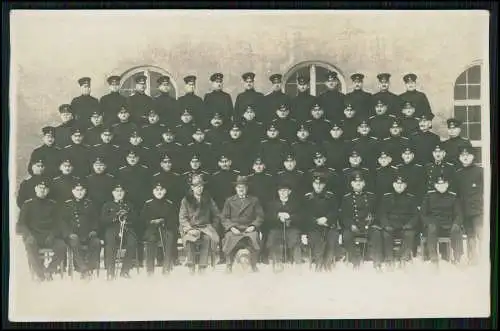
[60,158,73,165]
[285,154,296,161]
[72,181,86,189]
[147,109,158,116]
[418,114,431,122]
[242,72,255,81]
[219,155,230,161]
[78,77,91,86]
[190,154,200,162]
[91,110,103,117]
[93,156,106,164]
[112,183,125,190]
[194,127,204,134]
[297,75,310,84]
[393,175,407,183]
[182,109,192,115]
[330,122,342,130]
[163,127,174,134]
[126,150,138,157]
[268,123,278,131]
[277,180,293,190]
[212,112,222,119]
[101,126,113,134]
[135,75,147,84]
[245,105,255,112]
[269,74,283,83]
[435,176,449,184]
[32,159,45,165]
[210,73,224,82]
[118,106,129,113]
[402,100,415,108]
[313,151,325,159]
[42,126,56,136]
[344,103,354,110]
[161,154,171,161]
[326,71,338,81]
[350,73,365,81]
[378,150,390,158]
[432,144,444,152]
[157,75,171,85]
[403,73,418,83]
[446,118,463,128]
[35,180,50,188]
[153,181,166,189]
[350,170,365,182]
[253,157,264,164]
[298,124,309,131]
[375,99,387,106]
[377,73,391,81]
[107,75,121,85]
[59,104,72,114]
[184,75,197,84]
[312,172,327,183]
[391,119,402,127]
[130,130,143,138]
[311,103,322,111]
[230,123,241,131]
[459,145,475,155]
[278,103,290,111]
[349,150,360,157]
[358,119,370,127]
[71,126,83,135]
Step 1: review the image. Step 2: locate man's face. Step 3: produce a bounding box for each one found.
[60,163,73,175]
[353,79,363,90]
[267,128,278,139]
[313,181,326,193]
[236,184,248,196]
[325,79,338,90]
[148,113,159,124]
[109,82,120,93]
[243,108,256,121]
[181,113,193,123]
[190,160,201,170]
[130,135,143,146]
[253,162,265,173]
[72,186,86,200]
[112,187,125,201]
[212,80,223,90]
[193,131,205,143]
[351,179,365,192]
[93,162,106,174]
[35,185,49,198]
[271,82,282,92]
[402,105,416,117]
[459,152,475,166]
[211,117,223,127]
[126,154,139,166]
[297,82,308,93]
[244,79,254,90]
[313,156,326,167]
[448,127,461,138]
[378,155,392,167]
[218,158,231,170]
[81,84,91,96]
[401,151,415,164]
[91,114,103,126]
[31,163,45,175]
[390,126,402,136]
[162,132,175,143]
[419,119,431,131]
[153,187,167,199]
[379,80,390,91]
[185,82,196,93]
[118,110,130,122]
[230,128,242,140]
[433,149,446,161]
[61,112,74,123]
[375,103,388,115]
[393,182,407,194]
[192,184,204,196]
[42,134,55,146]
[101,132,113,143]
[358,125,370,136]
[405,81,417,91]
[297,129,309,140]
[349,155,362,166]
[276,108,289,119]
[160,160,172,171]
[435,182,449,193]
[311,108,324,119]
[158,82,171,93]
[278,188,291,200]
[284,159,296,171]
[135,82,146,93]
[330,127,343,139]
[344,108,356,119]
[71,133,84,144]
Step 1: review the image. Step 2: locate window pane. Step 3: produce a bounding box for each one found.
[315,66,330,82]
[316,83,328,96]
[455,71,467,85]
[469,123,481,140]
[454,85,467,100]
[461,125,469,139]
[468,85,481,100]
[467,65,481,84]
[472,146,482,164]
[454,106,467,122]
[468,106,481,122]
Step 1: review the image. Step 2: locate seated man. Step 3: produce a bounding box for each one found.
[59,181,101,278]
[421,176,463,264]
[16,181,67,281]
[101,183,139,280]
[266,180,303,272]
[179,174,221,275]
[340,171,383,269]
[140,182,177,276]
[377,175,420,265]
[221,176,264,273]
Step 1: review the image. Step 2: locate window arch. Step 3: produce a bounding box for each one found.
[282,61,347,97]
[453,61,483,163]
[119,65,178,99]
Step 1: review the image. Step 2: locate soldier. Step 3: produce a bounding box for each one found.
[290,75,316,123]
[59,181,101,277]
[203,72,233,123]
[259,124,289,175]
[271,103,299,143]
[400,101,420,136]
[153,75,178,126]
[221,124,253,173]
[323,122,349,172]
[141,109,167,148]
[345,73,372,120]
[309,151,341,198]
[28,126,62,179]
[421,176,464,264]
[85,110,106,146]
[371,73,402,117]
[182,155,211,194]
[262,74,290,126]
[210,155,240,211]
[176,75,204,127]
[340,172,382,269]
[317,70,345,122]
[234,72,265,123]
[155,128,184,174]
[442,118,473,168]
[266,181,303,272]
[71,77,100,127]
[62,127,91,178]
[101,183,139,279]
[91,126,123,175]
[186,128,215,172]
[409,115,441,165]
[369,99,396,140]
[425,144,456,192]
[152,154,184,210]
[17,160,51,208]
[350,120,380,169]
[340,103,360,141]
[52,159,80,205]
[240,105,266,144]
[54,104,77,149]
[291,124,318,171]
[382,119,410,163]
[399,73,434,120]
[126,74,154,125]
[374,151,399,203]
[174,109,197,146]
[395,147,426,204]
[140,181,178,275]
[304,173,340,271]
[342,150,373,194]
[205,112,229,147]
[16,181,67,281]
[378,175,420,264]
[305,103,331,144]
[111,106,139,147]
[455,146,483,263]
[121,130,153,169]
[277,154,307,200]
[85,157,117,222]
[99,75,127,126]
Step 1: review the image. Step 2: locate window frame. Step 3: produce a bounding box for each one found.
[282,60,348,96]
[119,65,178,98]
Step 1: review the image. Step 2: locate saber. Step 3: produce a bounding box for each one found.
[282,220,287,267]
[115,213,127,278]
[158,225,167,257]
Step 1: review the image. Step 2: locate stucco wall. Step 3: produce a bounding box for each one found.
[10,10,489,188]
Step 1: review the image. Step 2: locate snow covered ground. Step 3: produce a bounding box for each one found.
[8,238,491,321]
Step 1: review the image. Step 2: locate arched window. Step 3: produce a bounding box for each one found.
[119,65,178,99]
[453,62,483,163]
[282,61,347,97]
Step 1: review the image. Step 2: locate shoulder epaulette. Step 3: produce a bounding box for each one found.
[112,144,120,148]
[328,167,335,172]
[342,168,350,172]
[362,167,369,171]
[206,142,212,146]
[305,119,312,123]
[427,190,436,193]
[166,199,173,204]
[384,192,393,196]
[155,143,163,148]
[264,173,272,177]
[24,175,32,180]
[212,171,221,175]
[411,131,419,135]
[304,192,313,197]
[182,171,190,175]
[201,171,209,175]
[119,166,127,170]
[48,199,57,203]
[260,139,268,143]
[143,146,150,150]
[141,165,149,169]
[64,145,72,149]
[366,191,375,195]
[352,138,359,142]
[106,173,115,178]
[383,137,390,141]
[388,115,396,118]
[448,191,457,195]
[153,172,160,176]
[370,136,378,140]
[390,165,398,170]
[277,171,285,175]
[326,191,335,195]
[25,198,33,203]
[53,176,61,180]
[344,192,352,197]
[415,163,423,167]
[175,124,182,128]
[187,142,194,146]
[297,170,304,174]
[291,141,298,146]
[112,123,119,127]
[407,193,415,197]
[279,139,287,143]
[85,174,92,178]
[401,137,409,140]
[175,142,183,146]
[290,118,297,123]
[368,115,376,120]
[233,170,240,174]
[65,199,72,203]
[461,137,469,141]
[145,199,153,203]
[82,143,90,148]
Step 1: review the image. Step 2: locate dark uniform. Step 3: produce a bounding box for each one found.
[322,125,349,172]
[374,160,399,202]
[410,126,441,165]
[350,130,380,169]
[203,73,234,123]
[248,163,276,206]
[221,125,253,173]
[29,126,62,179]
[205,113,229,146]
[176,76,205,127]
[155,138,184,174]
[17,173,51,208]
[121,142,153,170]
[400,115,420,137]
[71,77,100,127]
[371,73,402,117]
[309,155,342,197]
[62,128,91,178]
[153,76,178,126]
[317,71,345,122]
[117,160,152,222]
[383,124,410,162]
[186,137,215,172]
[425,146,456,191]
[290,77,316,123]
[262,74,291,125]
[151,167,184,208]
[112,117,139,148]
[259,128,289,175]
[345,73,372,120]
[305,108,332,144]
[234,72,265,122]
[277,167,307,200]
[54,105,77,149]
[91,137,123,175]
[368,102,397,139]
[395,156,426,203]
[52,171,80,205]
[126,75,154,125]
[442,118,473,167]
[271,111,299,143]
[86,168,117,231]
[291,134,318,171]
[141,111,168,148]
[399,73,434,120]
[340,108,360,141]
[85,121,106,147]
[240,110,266,144]
[174,111,197,146]
[342,164,373,194]
[99,76,127,126]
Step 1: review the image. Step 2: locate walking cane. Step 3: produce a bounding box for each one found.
[115,214,127,278]
[158,225,167,258]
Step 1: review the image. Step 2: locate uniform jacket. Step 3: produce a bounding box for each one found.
[399,90,434,120]
[291,91,316,123]
[127,92,154,125]
[100,199,138,229]
[153,92,178,126]
[99,91,127,126]
[317,89,345,122]
[303,190,339,232]
[17,197,60,240]
[340,191,377,229]
[443,136,473,167]
[455,165,483,217]
[234,89,265,122]
[421,190,463,226]
[409,130,440,165]
[377,192,420,228]
[28,144,62,178]
[345,89,372,120]
[176,92,204,127]
[203,90,234,123]
[265,198,302,231]
[59,198,99,238]
[262,91,291,125]
[140,197,177,231]
[71,94,100,127]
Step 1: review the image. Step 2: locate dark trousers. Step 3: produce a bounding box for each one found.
[143,226,176,274]
[104,225,138,275]
[382,228,415,262]
[343,227,383,266]
[309,228,339,269]
[464,215,483,261]
[225,237,258,268]
[67,235,101,272]
[267,227,302,264]
[426,224,463,263]
[185,233,211,267]
[24,235,67,280]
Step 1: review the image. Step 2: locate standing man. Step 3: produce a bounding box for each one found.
[371,73,402,117]
[153,75,178,126]
[127,74,154,125]
[409,115,441,165]
[28,126,62,179]
[234,72,265,123]
[54,104,77,149]
[399,73,434,120]
[345,73,372,120]
[290,75,316,124]
[71,77,100,128]
[203,73,234,124]
[99,75,127,126]
[262,74,290,126]
[62,127,92,178]
[442,118,473,168]
[317,71,345,122]
[177,75,205,128]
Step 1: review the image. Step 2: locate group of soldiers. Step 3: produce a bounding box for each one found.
[16,70,484,281]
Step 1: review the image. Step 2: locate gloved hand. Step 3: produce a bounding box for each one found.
[402,224,412,230]
[89,231,97,239]
[384,226,394,232]
[301,234,308,245]
[316,217,328,226]
[451,224,461,232]
[372,224,383,231]
[244,225,256,233]
[188,229,200,236]
[151,218,164,225]
[69,233,78,241]
[351,224,359,232]
[230,227,241,235]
